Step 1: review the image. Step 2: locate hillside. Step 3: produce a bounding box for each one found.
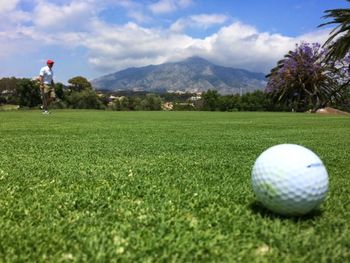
[91,57,267,94]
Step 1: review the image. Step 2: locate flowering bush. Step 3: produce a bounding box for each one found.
[266,42,350,112]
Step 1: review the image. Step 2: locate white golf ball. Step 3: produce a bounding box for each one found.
[252,144,329,216]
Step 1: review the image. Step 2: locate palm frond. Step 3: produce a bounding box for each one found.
[319,4,350,61]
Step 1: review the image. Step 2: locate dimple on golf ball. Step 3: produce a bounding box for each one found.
[252,144,329,216]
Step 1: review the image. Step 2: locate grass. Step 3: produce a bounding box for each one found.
[0,104,18,111]
[0,110,349,262]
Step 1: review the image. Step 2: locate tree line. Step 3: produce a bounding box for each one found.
[1,75,348,112]
[0,76,166,111]
[0,76,268,111]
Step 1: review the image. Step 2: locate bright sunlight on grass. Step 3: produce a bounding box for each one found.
[0,111,349,262]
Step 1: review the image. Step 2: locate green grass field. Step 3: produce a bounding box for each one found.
[0,110,349,262]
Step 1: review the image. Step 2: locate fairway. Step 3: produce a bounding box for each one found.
[0,110,349,262]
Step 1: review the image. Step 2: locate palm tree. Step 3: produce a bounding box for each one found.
[319,0,350,61]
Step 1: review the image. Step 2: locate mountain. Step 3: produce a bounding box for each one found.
[91,57,267,94]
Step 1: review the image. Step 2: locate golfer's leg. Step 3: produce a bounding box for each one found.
[43,92,49,111]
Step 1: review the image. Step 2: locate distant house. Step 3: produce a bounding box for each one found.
[162,102,173,110]
[168,90,187,95]
[1,90,12,95]
[109,95,117,101]
[189,93,202,101]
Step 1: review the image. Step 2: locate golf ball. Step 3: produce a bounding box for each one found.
[252,144,329,216]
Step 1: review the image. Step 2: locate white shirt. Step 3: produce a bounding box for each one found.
[39,66,54,84]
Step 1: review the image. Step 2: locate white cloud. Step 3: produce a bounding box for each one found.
[33,1,95,31]
[190,23,331,73]
[149,0,176,14]
[0,0,31,30]
[171,14,228,32]
[178,0,193,8]
[0,0,333,78]
[149,0,193,14]
[83,21,195,71]
[0,10,31,29]
[78,20,331,74]
[114,0,137,9]
[127,10,152,24]
[295,29,330,45]
[202,23,294,72]
[191,14,228,26]
[0,0,20,13]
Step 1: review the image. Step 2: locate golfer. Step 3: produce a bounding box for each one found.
[39,59,56,114]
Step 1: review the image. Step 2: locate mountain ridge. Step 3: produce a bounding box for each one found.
[91,57,267,94]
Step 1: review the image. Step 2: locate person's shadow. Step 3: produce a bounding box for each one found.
[249,201,323,221]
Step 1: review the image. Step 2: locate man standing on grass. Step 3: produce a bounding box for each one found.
[39,59,56,114]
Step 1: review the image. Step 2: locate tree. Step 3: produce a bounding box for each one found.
[0,77,19,104]
[266,42,350,112]
[140,94,162,110]
[319,1,350,61]
[64,76,107,109]
[66,89,105,109]
[240,91,268,111]
[68,76,92,92]
[16,79,41,107]
[54,82,66,101]
[116,96,133,110]
[202,90,220,111]
[218,94,239,111]
[332,85,350,112]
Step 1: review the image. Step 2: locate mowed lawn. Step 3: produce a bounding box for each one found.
[0,110,349,262]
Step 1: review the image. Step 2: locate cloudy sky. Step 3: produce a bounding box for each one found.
[0,0,348,83]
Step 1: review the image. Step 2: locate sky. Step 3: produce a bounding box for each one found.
[0,0,348,83]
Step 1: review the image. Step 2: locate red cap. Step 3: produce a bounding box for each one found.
[47,59,54,64]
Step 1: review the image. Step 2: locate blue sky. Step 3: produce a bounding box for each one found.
[0,0,348,83]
